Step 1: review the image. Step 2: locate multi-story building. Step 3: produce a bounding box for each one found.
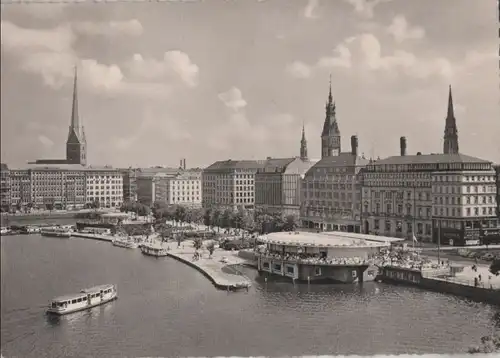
[8,165,123,210]
[136,167,181,206]
[494,164,500,219]
[202,160,265,210]
[167,170,202,207]
[301,82,368,232]
[255,157,316,217]
[119,168,139,203]
[361,86,499,245]
[84,167,123,208]
[254,128,316,217]
[1,163,11,211]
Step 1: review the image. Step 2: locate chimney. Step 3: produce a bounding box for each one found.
[400,136,407,156]
[350,135,358,156]
[179,159,183,168]
[183,159,186,170]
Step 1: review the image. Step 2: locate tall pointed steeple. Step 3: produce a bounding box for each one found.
[321,75,341,158]
[71,66,80,130]
[443,85,459,154]
[300,123,308,160]
[66,66,87,165]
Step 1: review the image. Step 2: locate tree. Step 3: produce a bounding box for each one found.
[193,237,203,251]
[206,241,215,258]
[174,205,187,223]
[190,208,205,225]
[283,214,300,231]
[489,259,500,276]
[211,209,221,231]
[203,208,212,228]
[468,333,500,354]
[220,209,233,230]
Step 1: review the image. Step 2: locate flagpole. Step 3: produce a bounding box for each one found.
[437,220,441,264]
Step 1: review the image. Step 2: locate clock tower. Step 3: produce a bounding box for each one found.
[321,76,341,158]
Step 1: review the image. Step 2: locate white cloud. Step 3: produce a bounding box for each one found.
[285,61,313,79]
[317,44,352,68]
[218,87,247,111]
[1,21,188,98]
[344,0,393,19]
[387,15,425,43]
[38,135,54,148]
[73,20,144,37]
[304,0,319,19]
[125,51,199,88]
[357,33,453,78]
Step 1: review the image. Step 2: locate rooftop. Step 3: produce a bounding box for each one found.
[11,164,119,171]
[260,231,390,248]
[204,159,265,171]
[368,153,491,166]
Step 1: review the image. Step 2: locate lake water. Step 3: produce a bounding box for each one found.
[1,235,498,357]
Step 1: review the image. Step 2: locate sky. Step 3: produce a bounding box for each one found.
[1,0,499,168]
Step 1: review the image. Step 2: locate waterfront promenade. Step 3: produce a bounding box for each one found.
[165,240,252,290]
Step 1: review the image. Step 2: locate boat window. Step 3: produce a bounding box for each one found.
[77,298,82,303]
[51,302,57,308]
[71,299,77,304]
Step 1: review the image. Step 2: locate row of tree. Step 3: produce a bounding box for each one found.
[122,201,302,234]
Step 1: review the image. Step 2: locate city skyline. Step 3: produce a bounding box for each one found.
[1,0,498,169]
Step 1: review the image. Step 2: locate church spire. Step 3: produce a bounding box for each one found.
[300,122,308,160]
[71,66,80,130]
[328,73,333,104]
[321,75,341,158]
[443,85,459,154]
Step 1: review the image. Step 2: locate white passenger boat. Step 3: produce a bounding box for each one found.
[112,237,138,249]
[40,227,72,238]
[46,284,118,315]
[140,243,168,257]
[0,227,11,235]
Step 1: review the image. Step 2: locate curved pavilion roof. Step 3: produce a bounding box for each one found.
[260,231,396,248]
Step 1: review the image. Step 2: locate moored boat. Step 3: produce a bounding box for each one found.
[46,284,118,315]
[0,227,11,235]
[112,237,138,249]
[41,227,72,238]
[140,243,168,257]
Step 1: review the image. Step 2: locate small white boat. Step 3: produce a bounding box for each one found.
[112,237,138,249]
[46,284,117,315]
[41,227,72,238]
[0,227,11,235]
[140,243,168,257]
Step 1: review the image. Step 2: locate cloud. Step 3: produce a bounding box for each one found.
[73,20,144,37]
[1,21,194,98]
[357,33,453,78]
[304,0,319,19]
[38,135,54,148]
[317,44,352,69]
[285,61,313,79]
[125,51,199,88]
[218,87,247,111]
[344,0,393,19]
[387,15,425,43]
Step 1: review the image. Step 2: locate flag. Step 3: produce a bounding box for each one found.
[412,233,418,243]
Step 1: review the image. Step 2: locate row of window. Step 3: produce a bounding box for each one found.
[434,195,496,205]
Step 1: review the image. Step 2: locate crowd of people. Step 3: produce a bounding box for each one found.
[257,249,368,266]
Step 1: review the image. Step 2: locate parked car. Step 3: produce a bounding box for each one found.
[481,253,495,261]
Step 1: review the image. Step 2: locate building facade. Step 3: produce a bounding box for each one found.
[167,170,202,207]
[1,164,11,211]
[202,160,265,210]
[120,168,139,203]
[135,167,181,206]
[362,89,498,245]
[494,164,500,219]
[255,156,316,217]
[302,136,368,233]
[7,165,123,210]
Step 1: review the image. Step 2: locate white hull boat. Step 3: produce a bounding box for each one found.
[112,238,138,249]
[140,244,168,257]
[41,227,72,238]
[46,284,117,315]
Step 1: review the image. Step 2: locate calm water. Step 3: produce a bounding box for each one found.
[1,235,499,357]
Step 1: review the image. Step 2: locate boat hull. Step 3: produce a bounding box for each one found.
[112,240,138,249]
[46,294,117,316]
[41,232,72,238]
